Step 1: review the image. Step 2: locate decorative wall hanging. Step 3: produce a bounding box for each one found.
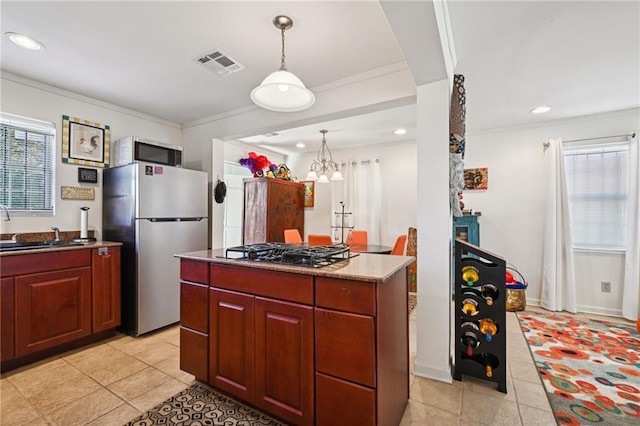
[62,115,110,168]
[301,180,315,207]
[61,186,95,200]
[464,167,489,190]
[449,74,466,216]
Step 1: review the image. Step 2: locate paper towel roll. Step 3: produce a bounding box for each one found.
[80,207,89,238]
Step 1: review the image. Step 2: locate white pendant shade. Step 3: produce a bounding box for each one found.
[251,70,315,112]
[317,174,330,184]
[330,171,344,181]
[305,170,318,181]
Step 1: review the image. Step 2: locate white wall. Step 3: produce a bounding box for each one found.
[287,140,417,245]
[462,108,639,317]
[0,73,181,239]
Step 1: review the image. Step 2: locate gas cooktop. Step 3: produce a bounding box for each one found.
[224,242,357,268]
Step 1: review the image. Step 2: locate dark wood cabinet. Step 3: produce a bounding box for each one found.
[243,177,304,244]
[254,297,314,426]
[1,277,15,362]
[15,266,92,357]
[92,247,121,332]
[1,245,121,371]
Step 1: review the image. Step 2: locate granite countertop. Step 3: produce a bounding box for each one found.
[175,249,415,283]
[0,240,122,257]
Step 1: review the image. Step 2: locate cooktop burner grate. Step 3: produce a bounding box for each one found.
[225,242,356,268]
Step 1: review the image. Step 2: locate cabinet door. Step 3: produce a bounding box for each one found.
[255,297,314,426]
[209,288,255,402]
[1,277,15,362]
[15,267,92,356]
[92,247,121,332]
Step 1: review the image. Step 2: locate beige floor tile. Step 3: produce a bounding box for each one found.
[460,388,521,425]
[128,378,189,412]
[20,417,50,426]
[1,356,65,379]
[410,376,462,414]
[84,353,148,386]
[8,360,84,398]
[108,367,172,400]
[519,404,558,426]
[512,378,552,412]
[62,341,114,363]
[153,355,196,384]
[86,403,141,425]
[105,333,138,349]
[29,373,101,413]
[509,359,543,385]
[44,388,124,426]
[0,382,41,426]
[64,344,127,373]
[115,335,164,356]
[132,341,180,365]
[399,399,460,426]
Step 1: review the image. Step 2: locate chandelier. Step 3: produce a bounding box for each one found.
[250,15,315,112]
[305,130,343,183]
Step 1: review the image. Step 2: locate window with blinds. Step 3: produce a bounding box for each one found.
[0,113,55,213]
[564,140,629,251]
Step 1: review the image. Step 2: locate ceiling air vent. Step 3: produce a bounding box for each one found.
[196,49,245,77]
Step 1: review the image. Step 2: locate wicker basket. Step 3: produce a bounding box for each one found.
[505,266,527,312]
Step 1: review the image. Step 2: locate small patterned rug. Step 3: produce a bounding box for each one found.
[517,310,640,425]
[409,292,417,314]
[125,382,286,425]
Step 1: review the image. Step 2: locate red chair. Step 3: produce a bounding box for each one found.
[391,234,407,255]
[308,234,334,246]
[284,229,302,244]
[345,230,368,245]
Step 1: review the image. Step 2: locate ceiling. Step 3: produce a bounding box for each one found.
[1,1,638,155]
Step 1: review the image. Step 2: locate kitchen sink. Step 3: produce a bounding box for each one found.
[0,240,85,252]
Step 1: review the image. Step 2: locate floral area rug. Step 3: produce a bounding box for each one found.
[125,382,286,425]
[517,311,640,425]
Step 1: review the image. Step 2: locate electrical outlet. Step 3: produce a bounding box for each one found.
[601,281,611,292]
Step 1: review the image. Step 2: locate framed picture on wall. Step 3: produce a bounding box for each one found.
[464,167,488,190]
[62,115,110,168]
[301,180,315,208]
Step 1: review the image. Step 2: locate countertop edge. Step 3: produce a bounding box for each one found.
[0,241,123,257]
[175,250,415,282]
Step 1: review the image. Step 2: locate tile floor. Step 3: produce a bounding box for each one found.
[1,306,626,425]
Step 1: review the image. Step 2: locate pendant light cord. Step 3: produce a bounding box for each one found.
[280,27,287,71]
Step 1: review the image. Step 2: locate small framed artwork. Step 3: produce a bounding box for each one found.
[62,115,110,168]
[301,180,315,208]
[464,167,488,190]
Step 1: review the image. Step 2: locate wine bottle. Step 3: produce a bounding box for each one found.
[479,318,498,342]
[461,331,480,356]
[481,284,499,306]
[461,352,499,378]
[461,265,479,286]
[461,298,478,316]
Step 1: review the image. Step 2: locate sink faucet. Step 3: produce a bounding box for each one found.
[0,205,9,221]
[51,226,60,242]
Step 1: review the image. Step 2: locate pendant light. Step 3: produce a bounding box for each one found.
[250,15,315,112]
[305,130,343,183]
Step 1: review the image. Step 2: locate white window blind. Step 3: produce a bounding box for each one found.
[564,140,629,250]
[0,113,55,213]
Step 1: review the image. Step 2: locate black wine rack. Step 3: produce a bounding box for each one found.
[453,238,507,393]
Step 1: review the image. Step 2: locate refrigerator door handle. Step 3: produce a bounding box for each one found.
[146,217,205,222]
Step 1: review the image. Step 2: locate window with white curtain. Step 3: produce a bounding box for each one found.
[564,140,629,251]
[0,113,56,214]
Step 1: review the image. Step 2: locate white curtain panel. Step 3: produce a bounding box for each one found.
[622,135,640,320]
[331,159,382,244]
[541,138,577,313]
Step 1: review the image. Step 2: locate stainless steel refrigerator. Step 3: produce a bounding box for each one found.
[103,161,208,336]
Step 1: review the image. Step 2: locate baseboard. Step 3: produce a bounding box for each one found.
[413,361,452,383]
[525,298,624,318]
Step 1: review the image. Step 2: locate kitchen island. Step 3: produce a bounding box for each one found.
[175,248,414,426]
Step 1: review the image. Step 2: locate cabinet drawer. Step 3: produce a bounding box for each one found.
[180,327,208,381]
[211,264,313,305]
[1,250,91,277]
[180,281,209,333]
[315,308,376,387]
[316,372,375,426]
[316,277,375,316]
[181,259,209,284]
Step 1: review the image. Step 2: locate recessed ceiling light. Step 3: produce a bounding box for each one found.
[5,32,44,50]
[393,128,407,135]
[296,143,306,148]
[530,105,551,114]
